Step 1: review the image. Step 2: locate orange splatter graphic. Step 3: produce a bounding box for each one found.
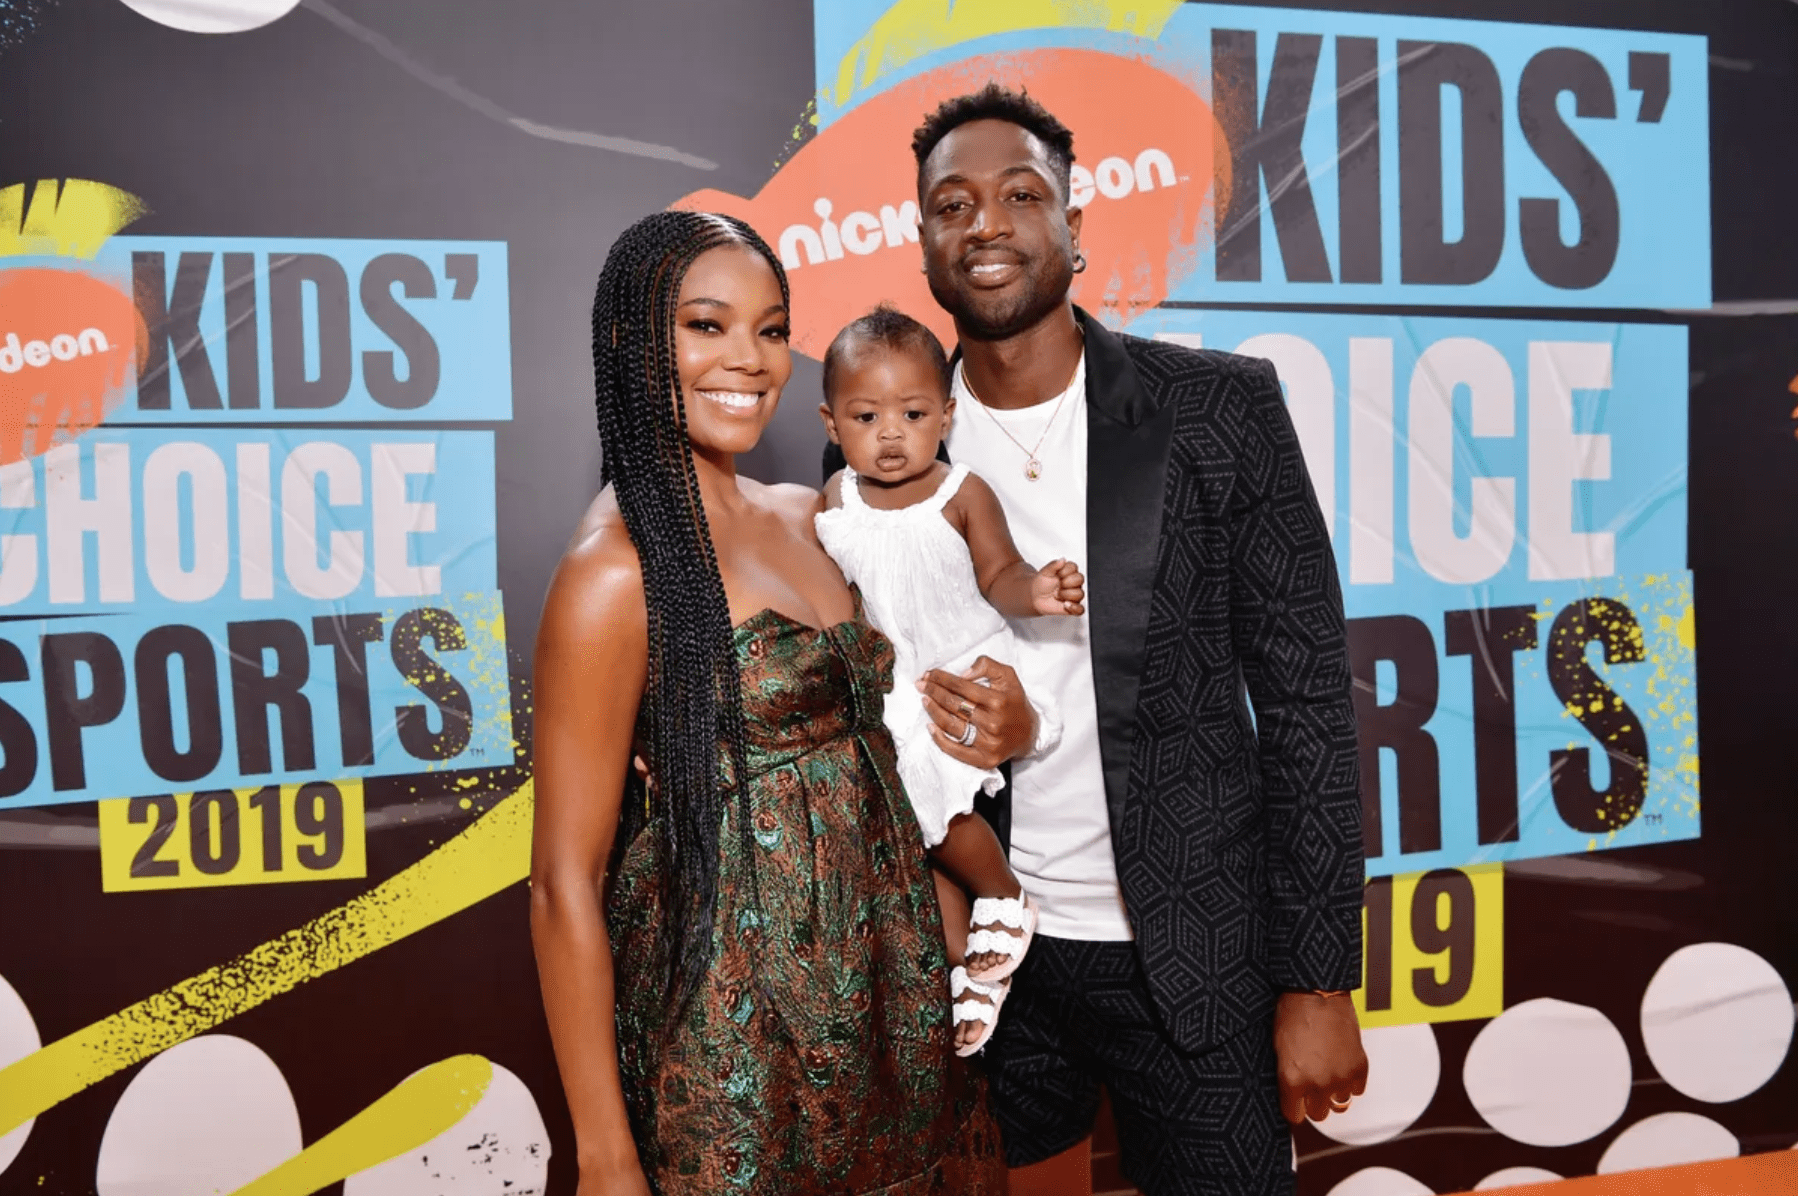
[0,267,145,462]
[672,48,1226,359]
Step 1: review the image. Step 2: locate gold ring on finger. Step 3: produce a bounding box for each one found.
[957,699,974,716]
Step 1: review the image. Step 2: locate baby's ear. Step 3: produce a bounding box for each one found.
[818,402,840,443]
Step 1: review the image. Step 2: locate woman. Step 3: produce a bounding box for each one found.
[529,210,1005,1194]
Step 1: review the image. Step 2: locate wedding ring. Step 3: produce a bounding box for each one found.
[957,719,978,746]
[1328,1094,1353,1112]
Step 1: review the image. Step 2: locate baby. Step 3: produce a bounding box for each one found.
[814,305,1083,1056]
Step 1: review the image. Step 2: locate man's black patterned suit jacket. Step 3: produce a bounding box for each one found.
[820,307,1364,1054]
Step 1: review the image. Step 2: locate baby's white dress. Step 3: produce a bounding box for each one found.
[815,462,1060,848]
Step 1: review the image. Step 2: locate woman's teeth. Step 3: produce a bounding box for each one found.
[698,389,761,410]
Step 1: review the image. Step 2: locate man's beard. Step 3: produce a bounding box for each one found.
[926,252,1075,342]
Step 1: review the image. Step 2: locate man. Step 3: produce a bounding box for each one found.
[827,83,1367,1194]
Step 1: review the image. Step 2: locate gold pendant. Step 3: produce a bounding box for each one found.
[1025,458,1042,480]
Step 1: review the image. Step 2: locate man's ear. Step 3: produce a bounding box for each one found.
[1066,203,1085,243]
[819,402,841,444]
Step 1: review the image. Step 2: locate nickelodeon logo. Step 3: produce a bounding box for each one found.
[779,148,1178,272]
[673,48,1223,357]
[0,328,114,373]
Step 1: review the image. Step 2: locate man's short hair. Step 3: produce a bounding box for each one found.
[822,304,953,403]
[912,82,1076,201]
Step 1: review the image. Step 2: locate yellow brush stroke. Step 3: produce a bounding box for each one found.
[0,781,533,1138]
[0,179,147,259]
[831,0,1185,105]
[228,1055,494,1196]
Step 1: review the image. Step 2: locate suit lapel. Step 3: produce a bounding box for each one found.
[1079,310,1174,836]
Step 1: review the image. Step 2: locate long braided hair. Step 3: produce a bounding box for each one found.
[592,211,788,1019]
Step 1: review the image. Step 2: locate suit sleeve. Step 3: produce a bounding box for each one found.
[1226,356,1364,993]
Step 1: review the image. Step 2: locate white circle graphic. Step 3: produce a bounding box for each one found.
[115,0,301,34]
[1641,942,1795,1103]
[1312,1023,1441,1146]
[343,1062,550,1194]
[1463,998,1632,1146]
[0,973,42,1174]
[97,1034,301,1196]
[1598,1111,1738,1174]
[1475,1166,1562,1189]
[1326,1166,1434,1196]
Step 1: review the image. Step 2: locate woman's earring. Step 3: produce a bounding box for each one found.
[1073,251,1087,274]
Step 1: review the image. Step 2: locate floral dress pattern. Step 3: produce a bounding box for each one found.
[606,597,1006,1194]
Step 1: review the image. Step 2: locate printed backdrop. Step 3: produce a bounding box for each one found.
[0,1,1794,1194]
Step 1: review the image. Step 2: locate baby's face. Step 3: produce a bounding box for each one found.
[822,348,953,485]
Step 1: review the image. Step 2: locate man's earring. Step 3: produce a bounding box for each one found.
[1073,251,1087,274]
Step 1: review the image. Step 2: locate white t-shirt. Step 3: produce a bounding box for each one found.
[946,351,1133,942]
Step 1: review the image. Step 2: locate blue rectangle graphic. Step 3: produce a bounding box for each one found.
[0,428,497,616]
[88,237,512,422]
[0,590,513,809]
[1124,308,1696,872]
[813,2,1710,309]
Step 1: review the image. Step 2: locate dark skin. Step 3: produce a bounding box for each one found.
[917,117,1369,1125]
[819,343,1084,1042]
[531,245,856,1195]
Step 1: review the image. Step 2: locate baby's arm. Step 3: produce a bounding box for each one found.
[952,472,1085,618]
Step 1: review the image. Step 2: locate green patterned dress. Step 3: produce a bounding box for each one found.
[606,597,1006,1194]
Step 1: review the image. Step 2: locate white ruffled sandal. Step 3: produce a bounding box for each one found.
[951,965,1009,1058]
[966,893,1038,984]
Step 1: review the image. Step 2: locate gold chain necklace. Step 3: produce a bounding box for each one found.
[962,347,1081,482]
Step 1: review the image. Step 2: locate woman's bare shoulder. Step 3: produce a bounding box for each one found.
[539,488,646,649]
[745,478,826,533]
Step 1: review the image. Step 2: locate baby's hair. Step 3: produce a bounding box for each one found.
[822,304,953,406]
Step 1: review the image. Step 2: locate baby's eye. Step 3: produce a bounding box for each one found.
[904,410,926,421]
[855,412,876,423]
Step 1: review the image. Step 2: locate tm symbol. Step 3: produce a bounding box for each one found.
[1644,812,1664,825]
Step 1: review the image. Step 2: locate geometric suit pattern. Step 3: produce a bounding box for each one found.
[1095,324,1365,1054]
[986,937,1296,1194]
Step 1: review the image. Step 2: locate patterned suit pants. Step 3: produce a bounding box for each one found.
[984,936,1295,1196]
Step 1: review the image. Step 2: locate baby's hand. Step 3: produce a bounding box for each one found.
[1031,559,1085,616]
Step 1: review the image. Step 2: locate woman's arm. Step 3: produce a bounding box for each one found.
[955,472,1084,619]
[529,520,652,1192]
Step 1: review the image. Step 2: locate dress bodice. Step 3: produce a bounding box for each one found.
[813,463,1009,677]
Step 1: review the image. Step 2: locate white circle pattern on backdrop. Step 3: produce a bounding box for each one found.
[0,973,41,1175]
[1597,1111,1739,1174]
[1312,1023,1440,1146]
[1462,997,1632,1146]
[114,0,301,34]
[342,1062,550,1194]
[1474,1166,1563,1189]
[1325,1165,1435,1196]
[96,1034,302,1196]
[1640,942,1794,1103]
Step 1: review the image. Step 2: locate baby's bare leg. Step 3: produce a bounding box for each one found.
[931,812,1022,974]
[933,862,998,1052]
[934,865,970,965]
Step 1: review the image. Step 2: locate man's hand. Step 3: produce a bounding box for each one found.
[1030,558,1085,616]
[918,656,1035,768]
[1273,991,1368,1124]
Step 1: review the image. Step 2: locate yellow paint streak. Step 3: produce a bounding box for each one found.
[0,179,147,259]
[228,1056,493,1196]
[1674,604,1695,650]
[831,0,1185,105]
[0,782,534,1138]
